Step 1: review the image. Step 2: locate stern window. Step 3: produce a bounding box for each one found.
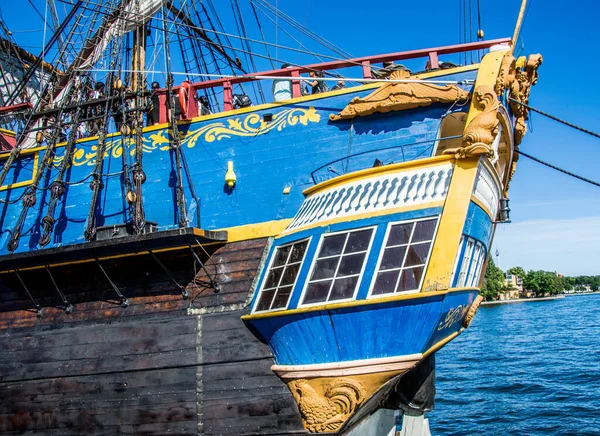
[371,217,438,296]
[301,228,375,305]
[255,240,309,312]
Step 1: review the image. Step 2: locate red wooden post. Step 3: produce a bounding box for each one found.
[362,60,372,79]
[428,51,439,69]
[158,92,168,124]
[223,81,233,111]
[291,70,301,98]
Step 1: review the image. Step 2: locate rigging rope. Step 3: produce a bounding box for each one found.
[517,150,600,188]
[509,98,600,139]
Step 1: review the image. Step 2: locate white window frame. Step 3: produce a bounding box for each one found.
[457,239,475,287]
[367,216,440,299]
[467,241,486,287]
[298,226,376,308]
[454,236,487,288]
[252,237,311,314]
[450,235,465,286]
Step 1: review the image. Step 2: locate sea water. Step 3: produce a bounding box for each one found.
[429,294,600,435]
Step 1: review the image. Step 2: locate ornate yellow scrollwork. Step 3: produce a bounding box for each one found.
[288,378,366,433]
[329,72,470,121]
[509,54,543,145]
[443,85,500,159]
[51,107,320,167]
[462,295,484,328]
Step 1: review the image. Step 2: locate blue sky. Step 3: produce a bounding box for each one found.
[2,0,599,275]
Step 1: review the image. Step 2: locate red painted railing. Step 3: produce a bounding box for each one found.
[166,38,511,120]
[0,38,511,125]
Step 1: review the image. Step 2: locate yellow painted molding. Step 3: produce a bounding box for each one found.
[0,151,39,192]
[280,200,445,237]
[470,195,494,220]
[5,65,480,159]
[304,155,454,196]
[422,329,464,358]
[422,157,480,290]
[219,219,292,243]
[465,50,508,126]
[0,220,291,274]
[242,287,477,321]
[0,128,16,137]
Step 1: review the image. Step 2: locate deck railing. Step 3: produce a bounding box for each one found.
[165,38,511,120]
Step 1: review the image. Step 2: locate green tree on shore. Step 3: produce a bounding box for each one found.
[480,257,505,301]
[522,270,562,297]
[506,266,526,278]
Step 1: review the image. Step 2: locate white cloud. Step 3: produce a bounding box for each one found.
[492,216,600,276]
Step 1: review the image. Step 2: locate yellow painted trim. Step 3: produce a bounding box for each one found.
[220,219,292,243]
[422,51,506,291]
[422,329,464,358]
[470,195,494,220]
[280,200,445,237]
[0,219,294,274]
[6,65,481,159]
[0,151,39,192]
[465,50,507,126]
[242,287,477,321]
[0,128,15,137]
[422,157,479,290]
[304,155,454,196]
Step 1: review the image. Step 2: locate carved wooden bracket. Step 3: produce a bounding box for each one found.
[443,85,500,159]
[329,71,470,121]
[509,54,543,145]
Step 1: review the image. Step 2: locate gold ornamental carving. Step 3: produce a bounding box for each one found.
[288,378,366,433]
[462,295,484,328]
[443,85,499,159]
[508,54,543,145]
[494,54,516,96]
[329,72,470,121]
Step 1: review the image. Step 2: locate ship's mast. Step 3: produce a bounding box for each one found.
[511,0,528,48]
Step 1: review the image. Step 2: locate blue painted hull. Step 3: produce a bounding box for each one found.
[0,70,476,255]
[247,289,478,366]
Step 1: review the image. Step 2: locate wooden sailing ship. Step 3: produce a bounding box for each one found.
[0,1,541,434]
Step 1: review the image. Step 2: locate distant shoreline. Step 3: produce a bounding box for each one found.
[481,295,565,306]
[564,291,600,296]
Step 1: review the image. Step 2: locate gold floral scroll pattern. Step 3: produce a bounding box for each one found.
[52,107,320,167]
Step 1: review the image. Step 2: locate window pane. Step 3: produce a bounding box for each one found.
[412,219,437,243]
[380,246,406,270]
[337,253,366,277]
[319,234,346,257]
[346,229,372,252]
[264,267,283,289]
[311,257,339,281]
[329,276,359,301]
[404,243,431,267]
[372,270,400,295]
[256,289,276,311]
[387,223,413,246]
[280,264,301,286]
[289,241,308,263]
[397,267,424,292]
[303,280,332,304]
[273,245,291,267]
[271,286,293,309]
